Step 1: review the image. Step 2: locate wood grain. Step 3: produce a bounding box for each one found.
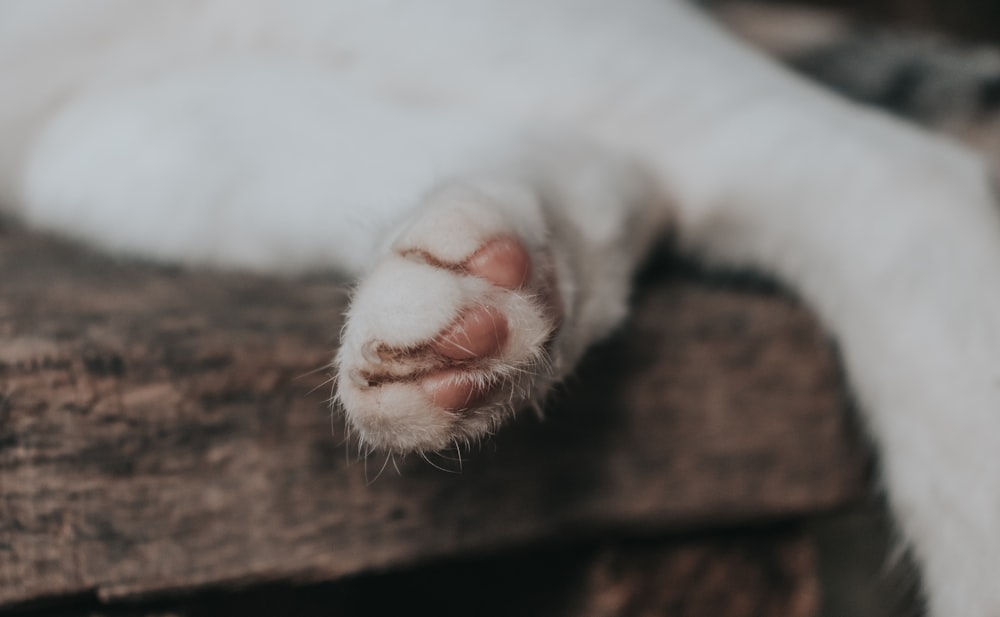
[65,529,820,617]
[0,228,867,607]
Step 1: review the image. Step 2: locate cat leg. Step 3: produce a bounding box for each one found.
[11,62,516,275]
[610,7,1000,615]
[336,142,669,453]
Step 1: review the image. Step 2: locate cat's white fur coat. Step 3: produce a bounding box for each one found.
[2,1,999,614]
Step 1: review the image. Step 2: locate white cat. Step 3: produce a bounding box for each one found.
[2,2,999,615]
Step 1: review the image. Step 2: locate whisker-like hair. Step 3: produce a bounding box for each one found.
[419,450,461,474]
[453,439,464,472]
[306,372,338,398]
[436,331,476,357]
[295,361,336,382]
[366,451,393,485]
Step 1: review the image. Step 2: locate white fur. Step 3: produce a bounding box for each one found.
[1,1,999,614]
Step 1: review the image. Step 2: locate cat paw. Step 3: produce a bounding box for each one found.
[335,196,562,453]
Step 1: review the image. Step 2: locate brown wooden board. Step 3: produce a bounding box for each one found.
[0,228,866,606]
[44,529,820,617]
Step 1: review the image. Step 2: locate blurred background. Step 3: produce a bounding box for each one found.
[769,0,1000,41]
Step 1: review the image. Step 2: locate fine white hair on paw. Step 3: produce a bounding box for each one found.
[335,185,562,453]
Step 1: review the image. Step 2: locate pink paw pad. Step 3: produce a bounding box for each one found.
[421,370,490,411]
[431,304,508,361]
[464,236,532,290]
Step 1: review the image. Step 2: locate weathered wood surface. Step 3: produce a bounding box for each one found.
[0,226,866,607]
[68,528,819,617]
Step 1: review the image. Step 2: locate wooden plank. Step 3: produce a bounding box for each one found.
[0,228,866,606]
[69,529,820,617]
[553,531,819,617]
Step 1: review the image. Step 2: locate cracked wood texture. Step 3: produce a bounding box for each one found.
[66,529,821,617]
[0,226,866,608]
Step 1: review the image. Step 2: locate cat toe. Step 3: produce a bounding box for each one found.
[430,304,509,362]
[420,370,491,411]
[463,235,532,290]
